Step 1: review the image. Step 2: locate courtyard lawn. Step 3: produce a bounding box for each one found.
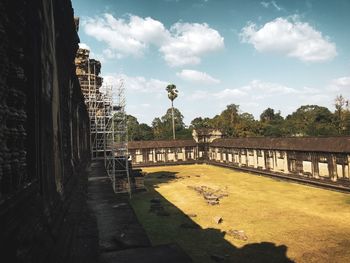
[130,164,350,263]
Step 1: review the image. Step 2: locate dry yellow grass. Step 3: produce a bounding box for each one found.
[130,164,350,263]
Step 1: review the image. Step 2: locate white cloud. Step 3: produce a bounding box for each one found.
[271,1,282,11]
[261,1,269,8]
[103,74,169,93]
[102,75,344,125]
[160,22,224,66]
[89,51,106,64]
[241,79,297,94]
[214,88,247,99]
[329,76,350,92]
[83,14,224,66]
[83,14,167,57]
[186,79,327,114]
[102,49,123,59]
[176,69,220,84]
[240,16,337,62]
[188,90,210,100]
[212,80,316,103]
[239,80,321,102]
[260,1,283,11]
[79,43,90,50]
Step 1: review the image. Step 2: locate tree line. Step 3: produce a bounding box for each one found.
[116,94,350,141]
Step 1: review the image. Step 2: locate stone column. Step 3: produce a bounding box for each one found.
[347,155,350,179]
[283,151,289,173]
[254,150,258,168]
[331,154,337,182]
[312,152,319,179]
[272,150,278,172]
[261,150,265,169]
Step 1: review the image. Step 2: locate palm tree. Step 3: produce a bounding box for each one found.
[166,84,178,140]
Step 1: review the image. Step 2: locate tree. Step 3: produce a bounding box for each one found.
[152,117,164,139]
[138,123,154,141]
[259,108,285,136]
[215,104,240,136]
[260,108,283,122]
[166,84,178,140]
[161,108,185,129]
[152,107,190,140]
[285,105,337,136]
[126,115,140,141]
[224,104,240,126]
[334,94,350,134]
[190,117,212,129]
[116,114,155,141]
[236,112,260,137]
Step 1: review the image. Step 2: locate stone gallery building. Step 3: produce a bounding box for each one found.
[128,133,350,189]
[129,140,198,165]
[208,137,350,185]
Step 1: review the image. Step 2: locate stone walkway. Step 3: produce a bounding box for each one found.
[87,161,192,263]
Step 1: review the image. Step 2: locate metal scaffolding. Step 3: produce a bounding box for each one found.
[109,82,131,195]
[75,48,131,195]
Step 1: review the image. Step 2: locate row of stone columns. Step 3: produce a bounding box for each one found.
[209,147,350,182]
[131,147,198,164]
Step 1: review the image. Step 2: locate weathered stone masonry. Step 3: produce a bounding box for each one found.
[0,1,90,262]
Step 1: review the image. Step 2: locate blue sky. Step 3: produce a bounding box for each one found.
[72,0,350,125]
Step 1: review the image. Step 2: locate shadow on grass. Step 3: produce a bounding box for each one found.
[131,171,294,263]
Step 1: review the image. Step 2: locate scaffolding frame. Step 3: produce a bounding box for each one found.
[109,83,131,195]
[78,56,131,196]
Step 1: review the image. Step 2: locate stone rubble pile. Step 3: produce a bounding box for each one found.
[187,185,229,205]
[226,229,248,241]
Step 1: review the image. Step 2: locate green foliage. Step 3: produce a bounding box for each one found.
[122,95,348,140]
[186,98,347,138]
[190,117,212,129]
[189,105,261,137]
[115,114,154,141]
[138,123,154,140]
[161,108,185,129]
[175,129,193,140]
[126,115,140,141]
[236,112,261,137]
[166,84,178,102]
[259,108,285,137]
[334,95,350,135]
[152,107,192,140]
[284,105,337,136]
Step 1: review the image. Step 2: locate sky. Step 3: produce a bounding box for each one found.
[72,0,350,125]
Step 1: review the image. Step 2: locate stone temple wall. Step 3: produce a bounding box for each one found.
[0,0,90,262]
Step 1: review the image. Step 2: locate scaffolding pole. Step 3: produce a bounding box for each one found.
[76,48,131,196]
[111,81,131,196]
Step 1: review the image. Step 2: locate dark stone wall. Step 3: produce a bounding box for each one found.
[0,0,90,262]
